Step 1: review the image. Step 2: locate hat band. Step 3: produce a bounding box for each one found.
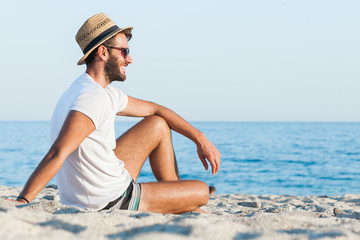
[82,25,120,54]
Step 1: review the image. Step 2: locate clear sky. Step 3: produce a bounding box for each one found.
[1,0,359,121]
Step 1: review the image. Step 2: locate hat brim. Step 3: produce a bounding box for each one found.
[77,26,133,65]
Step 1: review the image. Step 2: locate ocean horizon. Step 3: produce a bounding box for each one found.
[0,121,359,196]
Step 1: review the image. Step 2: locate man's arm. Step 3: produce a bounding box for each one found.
[118,96,221,175]
[16,111,95,203]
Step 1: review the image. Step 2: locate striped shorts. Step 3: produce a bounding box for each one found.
[101,181,141,211]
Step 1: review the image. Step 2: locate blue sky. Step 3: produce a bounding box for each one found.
[1,0,359,121]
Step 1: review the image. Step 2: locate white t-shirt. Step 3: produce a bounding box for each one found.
[50,73,131,211]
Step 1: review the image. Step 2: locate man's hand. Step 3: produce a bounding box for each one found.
[120,97,221,175]
[18,110,95,203]
[196,136,221,175]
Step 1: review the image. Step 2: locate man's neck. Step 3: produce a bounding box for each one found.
[86,65,110,88]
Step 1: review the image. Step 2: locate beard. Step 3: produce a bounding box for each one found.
[104,54,126,83]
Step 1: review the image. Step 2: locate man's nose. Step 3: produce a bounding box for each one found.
[126,54,133,64]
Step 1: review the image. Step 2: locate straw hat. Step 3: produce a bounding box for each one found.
[75,13,133,65]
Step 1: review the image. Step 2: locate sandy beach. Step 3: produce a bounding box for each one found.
[0,186,359,240]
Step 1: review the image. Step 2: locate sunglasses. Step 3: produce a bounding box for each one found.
[104,46,130,58]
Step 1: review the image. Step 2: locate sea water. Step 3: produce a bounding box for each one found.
[0,121,359,196]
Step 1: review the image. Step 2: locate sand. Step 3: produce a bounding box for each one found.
[0,185,359,240]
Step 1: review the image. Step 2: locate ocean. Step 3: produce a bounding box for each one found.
[0,121,359,196]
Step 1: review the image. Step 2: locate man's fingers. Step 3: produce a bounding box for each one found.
[212,160,218,175]
[197,142,221,174]
[208,157,217,175]
[197,147,209,171]
[216,153,221,173]
[200,155,208,170]
[211,147,221,175]
[210,152,221,175]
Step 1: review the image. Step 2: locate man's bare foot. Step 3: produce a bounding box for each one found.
[209,185,216,194]
[193,208,207,214]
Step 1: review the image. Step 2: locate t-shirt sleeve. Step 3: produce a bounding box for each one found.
[70,90,108,128]
[106,86,129,113]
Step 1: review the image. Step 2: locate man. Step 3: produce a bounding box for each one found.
[15,13,221,214]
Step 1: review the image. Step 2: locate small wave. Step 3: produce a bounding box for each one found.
[243,159,263,163]
[0,148,23,153]
[218,158,263,163]
[294,173,307,177]
[281,160,317,166]
[292,144,325,150]
[283,183,314,189]
[334,150,360,156]
[346,152,360,156]
[317,176,355,181]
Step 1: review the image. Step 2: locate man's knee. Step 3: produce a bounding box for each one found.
[194,180,210,206]
[144,115,170,135]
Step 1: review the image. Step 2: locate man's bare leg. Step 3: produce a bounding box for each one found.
[114,115,209,213]
[114,115,179,181]
[139,180,209,214]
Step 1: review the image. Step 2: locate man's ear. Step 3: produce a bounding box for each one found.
[97,45,109,62]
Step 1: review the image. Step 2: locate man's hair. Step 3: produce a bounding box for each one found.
[85,33,132,65]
